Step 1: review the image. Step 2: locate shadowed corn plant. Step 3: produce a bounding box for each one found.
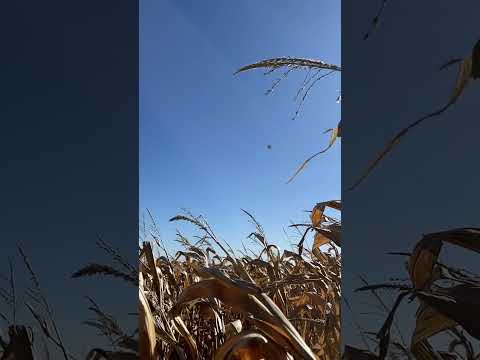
[0,240,139,359]
[0,248,80,360]
[345,228,480,359]
[72,238,139,359]
[139,203,341,359]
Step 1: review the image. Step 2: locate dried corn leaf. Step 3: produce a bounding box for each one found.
[349,40,478,191]
[432,228,480,253]
[225,320,243,339]
[408,235,442,290]
[139,273,156,360]
[418,284,480,340]
[214,330,288,360]
[411,303,456,350]
[410,339,443,360]
[472,39,480,78]
[173,316,199,360]
[287,126,341,184]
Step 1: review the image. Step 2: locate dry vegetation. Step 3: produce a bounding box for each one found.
[133,29,344,359]
[343,11,480,358]
[345,228,480,360]
[139,203,341,359]
[0,241,139,360]
[349,38,480,191]
[2,5,477,360]
[0,203,341,359]
[235,56,341,184]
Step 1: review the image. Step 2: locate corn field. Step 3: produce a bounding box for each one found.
[1,4,478,359]
[139,203,341,359]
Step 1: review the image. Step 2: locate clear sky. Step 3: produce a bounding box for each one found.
[140,0,340,252]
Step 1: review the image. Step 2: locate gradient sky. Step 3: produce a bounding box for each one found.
[140,0,341,252]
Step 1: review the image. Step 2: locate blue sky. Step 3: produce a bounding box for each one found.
[140,0,340,252]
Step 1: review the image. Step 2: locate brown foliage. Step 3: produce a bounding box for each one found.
[352,228,480,359]
[139,206,341,359]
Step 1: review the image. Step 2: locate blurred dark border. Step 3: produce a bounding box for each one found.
[343,0,480,353]
[0,1,138,356]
